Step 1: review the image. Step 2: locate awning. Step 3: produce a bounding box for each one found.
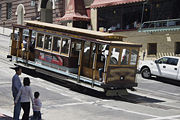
[56,0,90,22]
[91,0,145,8]
[56,13,90,22]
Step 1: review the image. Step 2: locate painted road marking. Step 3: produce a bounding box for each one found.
[158,90,180,96]
[146,114,180,120]
[102,105,159,118]
[46,101,94,108]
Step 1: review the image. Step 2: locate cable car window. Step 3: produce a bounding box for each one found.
[110,48,120,65]
[121,49,130,65]
[61,38,70,54]
[44,35,52,50]
[71,42,81,56]
[52,36,61,52]
[130,49,138,65]
[37,33,44,48]
[115,48,120,52]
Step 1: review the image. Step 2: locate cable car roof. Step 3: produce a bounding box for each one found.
[21,21,141,47]
[25,21,125,40]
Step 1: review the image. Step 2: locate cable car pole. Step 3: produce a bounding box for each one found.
[77,41,85,82]
[92,44,98,87]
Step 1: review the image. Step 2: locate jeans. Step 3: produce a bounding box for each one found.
[99,68,104,80]
[13,98,21,120]
[21,102,30,120]
[33,111,41,120]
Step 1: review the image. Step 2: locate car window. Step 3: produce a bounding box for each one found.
[167,58,178,66]
[158,57,168,64]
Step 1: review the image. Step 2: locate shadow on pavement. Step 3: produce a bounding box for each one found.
[145,75,180,87]
[13,67,165,104]
[0,113,12,120]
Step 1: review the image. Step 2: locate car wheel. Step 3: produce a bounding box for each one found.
[141,67,151,79]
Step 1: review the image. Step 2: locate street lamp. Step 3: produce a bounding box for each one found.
[140,0,149,30]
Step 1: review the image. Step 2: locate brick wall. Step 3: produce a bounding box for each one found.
[0,0,64,28]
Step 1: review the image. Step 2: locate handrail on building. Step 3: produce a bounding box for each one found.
[139,18,180,32]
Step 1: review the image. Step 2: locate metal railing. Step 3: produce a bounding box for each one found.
[139,18,180,32]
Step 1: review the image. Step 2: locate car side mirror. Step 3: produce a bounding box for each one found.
[155,60,159,64]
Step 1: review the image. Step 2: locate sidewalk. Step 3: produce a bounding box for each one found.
[0,113,12,120]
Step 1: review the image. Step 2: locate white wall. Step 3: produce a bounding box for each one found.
[0,27,12,36]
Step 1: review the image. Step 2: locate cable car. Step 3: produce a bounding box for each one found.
[9,21,142,96]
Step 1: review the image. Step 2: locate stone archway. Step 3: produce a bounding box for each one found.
[39,0,55,23]
[16,4,25,25]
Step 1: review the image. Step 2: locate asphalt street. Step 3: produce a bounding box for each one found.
[0,34,180,120]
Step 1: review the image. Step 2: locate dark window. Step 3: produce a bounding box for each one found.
[37,33,44,48]
[158,57,178,66]
[148,43,157,55]
[71,41,81,56]
[52,36,61,52]
[167,58,178,66]
[44,35,52,50]
[6,3,12,19]
[175,42,180,54]
[0,4,2,20]
[61,38,70,54]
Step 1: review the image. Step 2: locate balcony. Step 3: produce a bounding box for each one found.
[138,18,180,33]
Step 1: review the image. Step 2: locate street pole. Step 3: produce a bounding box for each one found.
[3,21,5,34]
[140,0,148,30]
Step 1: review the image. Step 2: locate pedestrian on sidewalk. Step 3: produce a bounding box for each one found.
[12,66,22,120]
[32,91,42,120]
[15,77,34,120]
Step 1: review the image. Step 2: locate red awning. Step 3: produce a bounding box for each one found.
[56,13,90,21]
[91,0,145,8]
[57,0,90,22]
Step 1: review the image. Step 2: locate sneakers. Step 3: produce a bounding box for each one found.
[99,78,102,82]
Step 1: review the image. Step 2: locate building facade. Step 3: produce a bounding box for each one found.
[89,0,180,60]
[0,0,64,35]
[0,0,180,60]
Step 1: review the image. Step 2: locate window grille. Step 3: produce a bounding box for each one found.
[7,3,12,19]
